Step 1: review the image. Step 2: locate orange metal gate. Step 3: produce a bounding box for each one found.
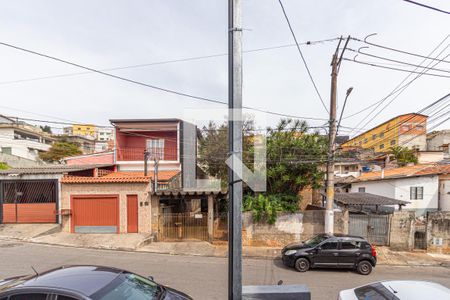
[0,180,57,223]
[71,195,119,233]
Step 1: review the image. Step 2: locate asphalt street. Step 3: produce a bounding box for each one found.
[0,239,449,300]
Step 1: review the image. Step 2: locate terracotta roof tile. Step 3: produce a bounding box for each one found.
[61,170,180,184]
[352,164,450,183]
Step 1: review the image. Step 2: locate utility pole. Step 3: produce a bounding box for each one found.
[325,36,350,234]
[228,0,242,299]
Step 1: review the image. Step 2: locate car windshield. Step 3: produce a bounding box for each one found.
[304,235,328,247]
[91,272,162,300]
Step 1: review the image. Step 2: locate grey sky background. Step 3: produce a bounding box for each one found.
[0,0,449,135]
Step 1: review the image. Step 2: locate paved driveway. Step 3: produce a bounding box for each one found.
[0,240,449,299]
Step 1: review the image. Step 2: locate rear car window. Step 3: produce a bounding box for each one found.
[341,240,363,249]
[321,241,338,250]
[354,283,399,300]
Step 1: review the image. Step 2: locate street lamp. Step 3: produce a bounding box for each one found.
[336,87,354,136]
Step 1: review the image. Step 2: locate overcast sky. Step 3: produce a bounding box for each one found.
[0,0,449,136]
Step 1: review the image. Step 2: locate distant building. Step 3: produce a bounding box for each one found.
[427,130,450,155]
[71,124,96,140]
[341,113,427,153]
[0,119,54,161]
[60,135,95,154]
[97,127,114,141]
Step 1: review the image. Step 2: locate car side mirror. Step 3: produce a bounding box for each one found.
[148,276,154,281]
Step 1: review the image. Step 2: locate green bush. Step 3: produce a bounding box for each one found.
[243,194,299,224]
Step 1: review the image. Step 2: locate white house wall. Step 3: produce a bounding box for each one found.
[439,180,450,211]
[351,175,439,214]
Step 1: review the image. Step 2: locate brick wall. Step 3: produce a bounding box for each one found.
[427,211,450,254]
[61,183,152,234]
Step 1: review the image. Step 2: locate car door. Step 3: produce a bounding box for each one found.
[313,240,339,267]
[338,240,362,267]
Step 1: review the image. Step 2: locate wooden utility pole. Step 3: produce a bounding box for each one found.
[325,36,350,234]
[228,0,243,299]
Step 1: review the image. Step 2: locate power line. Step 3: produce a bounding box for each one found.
[342,36,450,121]
[343,58,450,78]
[351,36,450,64]
[277,0,329,114]
[348,48,450,74]
[0,38,340,86]
[0,41,328,121]
[402,0,450,15]
[344,35,450,135]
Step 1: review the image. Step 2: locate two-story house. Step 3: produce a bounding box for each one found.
[111,118,197,189]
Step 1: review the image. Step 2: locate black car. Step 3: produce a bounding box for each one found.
[0,265,192,300]
[281,234,377,275]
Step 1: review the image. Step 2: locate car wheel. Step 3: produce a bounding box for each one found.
[357,261,372,275]
[294,258,310,272]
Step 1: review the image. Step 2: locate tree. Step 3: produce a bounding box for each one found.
[39,141,82,162]
[0,162,9,170]
[40,125,52,134]
[390,146,418,166]
[197,119,255,189]
[244,119,328,223]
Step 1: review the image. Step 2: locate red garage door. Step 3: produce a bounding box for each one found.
[71,195,119,233]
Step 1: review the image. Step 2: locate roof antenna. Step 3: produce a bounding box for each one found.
[30,266,39,277]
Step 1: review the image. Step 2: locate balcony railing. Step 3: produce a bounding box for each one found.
[116,147,178,161]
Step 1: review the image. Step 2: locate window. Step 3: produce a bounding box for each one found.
[320,241,338,250]
[1,147,12,155]
[402,124,410,131]
[372,134,377,140]
[341,240,362,249]
[364,138,368,144]
[410,186,424,200]
[415,124,424,130]
[10,294,48,300]
[379,132,384,138]
[359,141,362,146]
[146,139,164,160]
[379,144,385,149]
[344,166,349,171]
[355,283,399,300]
[57,296,78,300]
[358,187,366,193]
[390,140,396,146]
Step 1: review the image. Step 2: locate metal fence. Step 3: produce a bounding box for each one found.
[349,214,391,246]
[158,212,208,241]
[1,180,57,223]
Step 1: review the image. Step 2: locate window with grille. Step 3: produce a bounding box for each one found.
[410,186,424,200]
[146,139,164,160]
[358,187,366,193]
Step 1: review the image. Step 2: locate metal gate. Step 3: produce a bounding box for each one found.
[349,214,391,246]
[0,180,58,223]
[158,212,208,241]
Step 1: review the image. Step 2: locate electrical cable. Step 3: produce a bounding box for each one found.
[0,41,327,121]
[277,0,329,114]
[402,0,450,15]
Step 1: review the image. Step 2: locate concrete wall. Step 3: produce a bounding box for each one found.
[351,175,439,215]
[389,211,415,251]
[399,134,426,151]
[427,130,450,151]
[242,211,347,247]
[427,211,450,254]
[0,127,51,160]
[61,183,152,234]
[0,152,44,168]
